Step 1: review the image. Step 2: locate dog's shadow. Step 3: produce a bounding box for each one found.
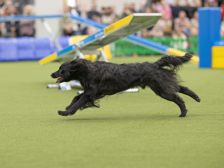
[59,113,201,122]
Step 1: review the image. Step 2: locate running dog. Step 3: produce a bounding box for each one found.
[51,53,200,117]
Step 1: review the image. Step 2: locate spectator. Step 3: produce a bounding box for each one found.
[61,5,80,36]
[149,11,172,37]
[139,1,146,13]
[145,0,153,8]
[4,5,19,37]
[171,0,185,19]
[190,10,199,36]
[165,0,175,6]
[178,0,188,6]
[174,11,190,31]
[190,11,198,29]
[19,5,35,37]
[141,6,152,37]
[185,0,201,19]
[101,7,106,15]
[204,0,218,7]
[0,0,4,7]
[183,21,192,36]
[87,0,101,19]
[141,29,148,37]
[188,0,196,7]
[129,3,136,13]
[145,7,154,35]
[112,15,119,23]
[0,0,12,16]
[111,6,117,17]
[172,28,188,50]
[195,0,202,7]
[191,27,198,36]
[121,4,132,19]
[104,6,119,24]
[151,3,157,13]
[156,30,165,37]
[0,0,5,14]
[13,0,31,15]
[145,6,152,13]
[157,0,172,19]
[102,7,116,25]
[87,15,101,35]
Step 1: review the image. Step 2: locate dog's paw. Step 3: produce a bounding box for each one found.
[179,110,187,117]
[195,96,201,102]
[179,114,186,117]
[58,110,70,116]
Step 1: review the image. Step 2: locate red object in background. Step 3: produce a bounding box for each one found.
[221,4,224,19]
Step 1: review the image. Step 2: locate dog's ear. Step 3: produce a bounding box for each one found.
[70,59,90,72]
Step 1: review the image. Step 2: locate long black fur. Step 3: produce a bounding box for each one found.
[51,53,200,117]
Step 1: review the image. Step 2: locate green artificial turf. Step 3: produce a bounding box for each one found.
[0,56,224,168]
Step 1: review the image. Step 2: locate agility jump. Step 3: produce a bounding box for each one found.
[69,14,199,63]
[39,13,162,65]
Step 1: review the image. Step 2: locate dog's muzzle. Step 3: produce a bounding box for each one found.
[51,73,56,78]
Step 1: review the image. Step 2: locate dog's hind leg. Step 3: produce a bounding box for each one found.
[66,93,83,110]
[178,85,201,102]
[158,92,188,117]
[58,94,90,116]
[149,84,187,117]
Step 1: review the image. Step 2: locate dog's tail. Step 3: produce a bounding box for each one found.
[154,53,192,70]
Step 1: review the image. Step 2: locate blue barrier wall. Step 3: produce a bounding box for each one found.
[198,8,221,68]
[0,38,18,61]
[0,36,69,62]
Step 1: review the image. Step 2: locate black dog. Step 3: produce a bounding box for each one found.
[51,53,200,117]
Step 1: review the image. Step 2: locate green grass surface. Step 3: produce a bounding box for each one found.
[0,57,224,168]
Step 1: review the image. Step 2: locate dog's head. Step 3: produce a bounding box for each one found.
[51,59,89,83]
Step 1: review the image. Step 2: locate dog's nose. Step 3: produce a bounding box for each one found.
[51,73,56,78]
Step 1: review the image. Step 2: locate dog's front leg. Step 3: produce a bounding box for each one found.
[66,93,83,110]
[58,94,90,116]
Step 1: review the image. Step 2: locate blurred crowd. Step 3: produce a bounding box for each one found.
[1,0,224,39]
[0,0,34,37]
[62,0,224,39]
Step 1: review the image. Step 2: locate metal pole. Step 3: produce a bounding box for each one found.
[100,48,109,62]
[41,19,62,51]
[76,49,85,59]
